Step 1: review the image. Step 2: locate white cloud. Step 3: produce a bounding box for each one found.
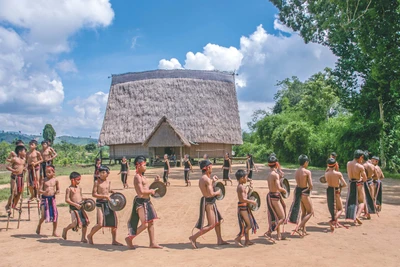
[273,18,294,34]
[185,52,214,70]
[56,59,78,73]
[158,58,183,69]
[238,101,275,130]
[131,36,138,49]
[0,0,114,53]
[0,1,114,116]
[157,22,337,129]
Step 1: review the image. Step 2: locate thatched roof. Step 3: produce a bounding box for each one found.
[99,69,242,146]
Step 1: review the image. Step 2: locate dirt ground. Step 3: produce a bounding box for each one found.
[0,164,399,267]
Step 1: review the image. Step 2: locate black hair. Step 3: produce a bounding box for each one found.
[41,140,49,145]
[330,152,337,157]
[268,155,278,168]
[99,165,110,173]
[29,140,38,146]
[95,158,101,163]
[298,154,309,166]
[270,152,276,157]
[200,160,212,173]
[15,140,24,146]
[327,158,336,166]
[372,156,380,161]
[134,155,147,166]
[235,169,247,181]
[15,145,26,155]
[70,172,81,179]
[363,151,369,161]
[353,149,364,159]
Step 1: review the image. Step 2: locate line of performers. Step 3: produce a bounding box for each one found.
[6,141,384,249]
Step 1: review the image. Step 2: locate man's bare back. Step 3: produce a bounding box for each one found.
[363,162,376,179]
[347,160,366,181]
[295,167,312,189]
[326,170,345,188]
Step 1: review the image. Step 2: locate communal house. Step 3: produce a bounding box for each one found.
[98,69,242,163]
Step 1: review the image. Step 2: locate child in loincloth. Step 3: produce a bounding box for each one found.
[62,172,90,242]
[6,145,27,212]
[234,169,258,247]
[37,165,59,236]
[87,165,122,246]
[325,158,347,232]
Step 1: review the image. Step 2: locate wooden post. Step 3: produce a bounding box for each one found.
[180,146,183,167]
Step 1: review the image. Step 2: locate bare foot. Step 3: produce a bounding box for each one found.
[277,234,287,241]
[62,228,67,240]
[245,240,254,246]
[52,232,60,237]
[87,235,94,245]
[355,218,363,225]
[365,214,371,220]
[264,232,276,243]
[189,237,198,249]
[112,241,124,246]
[149,244,163,249]
[290,229,303,238]
[217,240,229,246]
[234,236,243,247]
[81,239,88,243]
[329,221,335,233]
[36,225,41,235]
[125,236,136,249]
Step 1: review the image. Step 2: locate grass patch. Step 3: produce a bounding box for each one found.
[57,203,69,207]
[0,188,10,202]
[386,172,400,179]
[269,162,325,171]
[0,173,10,185]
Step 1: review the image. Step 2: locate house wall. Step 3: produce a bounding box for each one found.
[109,144,149,159]
[109,143,233,160]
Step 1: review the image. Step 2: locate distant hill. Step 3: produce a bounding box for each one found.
[0,131,97,146]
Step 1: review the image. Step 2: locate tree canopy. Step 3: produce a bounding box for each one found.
[42,124,56,144]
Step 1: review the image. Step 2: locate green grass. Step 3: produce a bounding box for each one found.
[57,203,69,207]
[386,172,400,179]
[0,173,10,185]
[0,188,9,202]
[265,162,324,171]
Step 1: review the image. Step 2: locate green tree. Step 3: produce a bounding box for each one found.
[270,0,400,169]
[42,124,56,143]
[85,143,97,152]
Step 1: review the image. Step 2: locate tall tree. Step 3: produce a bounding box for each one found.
[270,0,400,168]
[42,124,56,144]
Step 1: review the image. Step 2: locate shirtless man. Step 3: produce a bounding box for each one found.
[326,152,339,172]
[287,154,313,236]
[6,145,26,212]
[363,151,377,219]
[37,165,59,236]
[26,140,43,200]
[371,156,384,211]
[40,140,57,183]
[62,172,90,242]
[189,160,228,249]
[345,149,367,225]
[265,156,287,242]
[325,158,347,232]
[234,169,258,247]
[126,156,162,249]
[87,165,122,246]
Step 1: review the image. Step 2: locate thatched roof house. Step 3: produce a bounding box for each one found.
[99,69,242,161]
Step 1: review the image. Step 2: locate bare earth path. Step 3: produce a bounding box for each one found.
[0,164,399,267]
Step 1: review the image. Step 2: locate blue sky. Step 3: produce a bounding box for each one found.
[0,0,336,138]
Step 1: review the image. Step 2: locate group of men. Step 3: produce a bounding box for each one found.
[5,141,385,249]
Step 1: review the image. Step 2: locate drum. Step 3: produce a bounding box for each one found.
[82,199,96,212]
[281,178,290,199]
[248,190,261,211]
[214,182,225,200]
[108,192,127,211]
[149,181,167,198]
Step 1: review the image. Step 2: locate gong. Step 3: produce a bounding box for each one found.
[82,199,95,212]
[108,192,127,211]
[149,181,167,198]
[248,190,261,211]
[281,178,290,199]
[214,182,225,200]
